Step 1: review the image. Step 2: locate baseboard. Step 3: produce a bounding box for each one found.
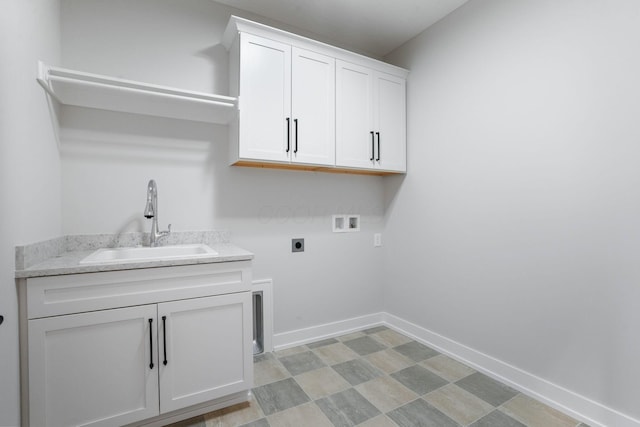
[272,311,639,427]
[273,312,385,350]
[383,313,640,427]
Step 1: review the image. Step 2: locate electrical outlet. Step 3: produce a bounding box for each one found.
[292,238,304,252]
[374,233,382,247]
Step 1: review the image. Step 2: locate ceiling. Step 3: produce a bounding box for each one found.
[211,0,470,57]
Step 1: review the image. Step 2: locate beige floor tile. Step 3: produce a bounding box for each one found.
[358,414,399,427]
[254,358,290,387]
[275,345,308,357]
[295,366,351,399]
[424,383,494,425]
[364,348,414,374]
[313,342,359,365]
[420,354,476,382]
[501,394,579,427]
[356,375,418,413]
[204,396,263,427]
[371,329,413,347]
[267,402,333,427]
[336,331,366,341]
[295,368,351,400]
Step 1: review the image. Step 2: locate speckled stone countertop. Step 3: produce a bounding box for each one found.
[15,231,253,279]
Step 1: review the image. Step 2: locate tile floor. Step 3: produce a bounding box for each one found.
[168,327,589,427]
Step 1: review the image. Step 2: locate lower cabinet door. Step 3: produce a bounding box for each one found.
[28,305,160,427]
[158,292,252,414]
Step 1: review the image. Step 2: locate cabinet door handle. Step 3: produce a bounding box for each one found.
[148,318,154,370]
[162,315,168,366]
[294,119,299,154]
[370,131,375,161]
[286,117,291,153]
[376,132,381,161]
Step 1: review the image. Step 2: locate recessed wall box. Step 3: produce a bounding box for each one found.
[333,215,360,232]
[253,291,264,354]
[348,215,360,232]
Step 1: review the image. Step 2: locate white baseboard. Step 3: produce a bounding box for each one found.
[382,313,640,427]
[272,311,639,427]
[273,312,385,350]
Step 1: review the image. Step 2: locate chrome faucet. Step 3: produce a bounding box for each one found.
[143,179,171,247]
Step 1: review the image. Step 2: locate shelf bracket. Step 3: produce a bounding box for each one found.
[36,61,58,100]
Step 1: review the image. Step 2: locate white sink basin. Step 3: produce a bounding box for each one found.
[79,244,218,265]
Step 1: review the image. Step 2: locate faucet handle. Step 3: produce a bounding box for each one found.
[155,224,172,246]
[160,224,171,237]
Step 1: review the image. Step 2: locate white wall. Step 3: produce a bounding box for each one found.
[0,1,61,425]
[385,0,640,422]
[60,0,385,337]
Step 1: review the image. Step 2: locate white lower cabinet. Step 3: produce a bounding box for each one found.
[159,293,251,414]
[21,262,253,427]
[28,305,160,427]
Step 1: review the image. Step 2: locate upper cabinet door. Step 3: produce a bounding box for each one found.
[238,34,291,162]
[335,60,375,169]
[291,47,335,166]
[374,72,406,172]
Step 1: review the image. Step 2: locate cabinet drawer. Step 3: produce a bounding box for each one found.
[26,261,252,319]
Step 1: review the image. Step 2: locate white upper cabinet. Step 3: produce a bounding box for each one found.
[373,72,407,172]
[336,61,375,169]
[233,34,335,166]
[291,47,336,166]
[225,16,407,175]
[336,61,406,172]
[236,34,291,163]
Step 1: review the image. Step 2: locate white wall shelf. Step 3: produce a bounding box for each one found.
[37,62,237,124]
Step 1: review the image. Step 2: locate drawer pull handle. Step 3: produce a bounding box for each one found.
[370,131,375,161]
[294,119,299,154]
[148,318,154,369]
[286,117,291,153]
[162,315,168,366]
